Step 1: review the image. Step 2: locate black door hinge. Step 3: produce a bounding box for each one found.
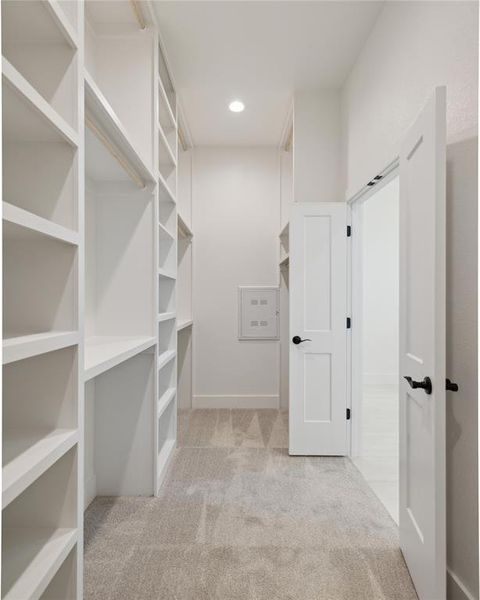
[347,225,352,237]
[346,408,351,420]
[346,317,351,329]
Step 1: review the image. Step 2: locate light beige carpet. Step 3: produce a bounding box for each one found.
[84,409,417,600]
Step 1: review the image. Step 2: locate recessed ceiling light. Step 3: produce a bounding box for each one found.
[229,100,245,113]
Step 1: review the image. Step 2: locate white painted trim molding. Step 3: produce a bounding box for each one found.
[363,372,398,386]
[447,567,477,600]
[192,395,279,409]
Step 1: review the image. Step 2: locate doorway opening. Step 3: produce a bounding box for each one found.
[351,175,400,523]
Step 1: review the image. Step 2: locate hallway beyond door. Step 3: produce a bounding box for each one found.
[84,410,417,600]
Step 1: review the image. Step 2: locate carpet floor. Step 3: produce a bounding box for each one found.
[84,409,417,600]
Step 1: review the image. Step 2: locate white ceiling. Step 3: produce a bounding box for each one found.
[153,1,384,146]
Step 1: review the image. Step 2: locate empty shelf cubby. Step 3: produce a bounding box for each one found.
[2,76,78,230]
[3,223,77,339]
[2,0,78,130]
[158,276,176,314]
[158,319,176,355]
[40,546,77,600]
[2,448,78,600]
[159,196,176,236]
[3,346,78,508]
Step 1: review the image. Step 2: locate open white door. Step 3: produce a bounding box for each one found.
[289,202,348,455]
[399,87,446,600]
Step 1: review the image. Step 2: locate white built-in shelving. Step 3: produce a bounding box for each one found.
[279,222,290,268]
[153,32,179,490]
[2,1,185,593]
[2,0,83,597]
[176,144,194,409]
[177,319,194,332]
[83,1,159,509]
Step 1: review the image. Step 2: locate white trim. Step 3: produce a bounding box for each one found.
[348,163,400,460]
[447,567,477,600]
[347,159,399,205]
[363,373,398,386]
[192,395,279,409]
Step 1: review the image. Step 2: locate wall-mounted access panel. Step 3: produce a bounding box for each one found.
[238,286,279,340]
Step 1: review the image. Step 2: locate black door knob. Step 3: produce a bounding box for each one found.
[404,376,433,395]
[292,336,311,345]
[446,378,459,392]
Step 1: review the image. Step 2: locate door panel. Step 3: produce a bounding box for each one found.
[289,202,347,456]
[399,87,446,600]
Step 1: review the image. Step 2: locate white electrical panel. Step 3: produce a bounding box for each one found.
[238,286,279,340]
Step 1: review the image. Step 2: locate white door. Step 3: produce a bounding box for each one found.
[399,87,446,600]
[289,202,348,455]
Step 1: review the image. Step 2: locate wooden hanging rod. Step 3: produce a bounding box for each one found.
[85,114,145,189]
[130,0,147,30]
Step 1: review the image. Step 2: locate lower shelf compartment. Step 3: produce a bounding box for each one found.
[157,439,176,492]
[84,335,156,381]
[158,387,176,419]
[3,429,78,509]
[2,527,77,600]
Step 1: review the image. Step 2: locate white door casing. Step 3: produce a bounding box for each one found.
[289,202,348,455]
[399,87,446,600]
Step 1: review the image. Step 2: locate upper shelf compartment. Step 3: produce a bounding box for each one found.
[2,0,79,130]
[85,71,156,188]
[85,1,155,173]
[2,58,78,230]
[158,42,176,120]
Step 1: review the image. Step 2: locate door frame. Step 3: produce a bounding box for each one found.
[347,158,400,458]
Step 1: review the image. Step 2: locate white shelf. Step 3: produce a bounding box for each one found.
[158,121,177,167]
[84,335,157,381]
[156,438,176,490]
[177,213,193,239]
[177,319,193,332]
[3,331,79,365]
[2,527,77,600]
[158,268,176,280]
[159,222,175,241]
[2,58,78,147]
[157,349,176,371]
[158,312,176,323]
[84,70,156,186]
[158,387,176,419]
[279,222,289,239]
[3,429,78,509]
[158,75,176,129]
[158,170,176,203]
[3,203,79,246]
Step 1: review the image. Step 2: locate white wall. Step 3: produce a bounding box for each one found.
[361,177,399,385]
[294,90,341,203]
[192,147,280,408]
[341,2,478,598]
[341,1,478,199]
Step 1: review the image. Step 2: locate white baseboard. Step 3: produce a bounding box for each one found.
[192,395,279,409]
[363,372,398,385]
[447,567,477,600]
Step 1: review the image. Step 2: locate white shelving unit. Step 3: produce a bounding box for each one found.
[154,35,179,491]
[2,1,83,597]
[2,1,184,593]
[177,144,194,409]
[279,122,293,410]
[83,1,159,508]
